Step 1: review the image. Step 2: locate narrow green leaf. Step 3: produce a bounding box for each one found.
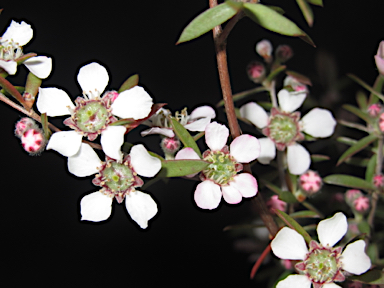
[368,74,384,105]
[159,159,209,177]
[285,70,312,86]
[274,209,312,244]
[365,154,377,183]
[323,174,376,191]
[345,157,370,167]
[289,210,320,219]
[262,180,297,203]
[310,154,330,162]
[349,269,384,285]
[348,73,384,102]
[177,3,238,44]
[337,136,357,146]
[337,134,377,166]
[170,117,202,157]
[306,0,323,6]
[296,0,314,27]
[118,74,139,93]
[40,113,51,139]
[356,90,368,111]
[342,104,371,123]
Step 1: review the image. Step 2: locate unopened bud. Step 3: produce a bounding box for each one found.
[353,196,370,213]
[161,137,181,155]
[15,117,37,138]
[374,40,384,75]
[345,189,363,206]
[367,103,381,117]
[275,44,293,63]
[379,112,384,132]
[299,170,322,195]
[373,174,384,188]
[283,76,308,92]
[255,39,272,62]
[21,128,46,155]
[266,195,287,214]
[246,61,266,83]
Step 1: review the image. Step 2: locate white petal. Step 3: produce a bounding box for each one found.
[231,173,258,198]
[257,137,276,164]
[23,56,52,79]
[221,183,242,204]
[322,283,342,288]
[77,62,109,98]
[125,190,158,229]
[189,105,216,120]
[100,126,126,161]
[68,143,102,177]
[80,191,113,222]
[205,122,229,151]
[141,127,175,138]
[230,134,260,163]
[341,240,371,275]
[111,86,153,119]
[287,143,310,175]
[271,227,308,260]
[37,87,74,116]
[276,275,311,288]
[175,147,201,160]
[183,117,211,132]
[46,131,82,157]
[0,59,17,75]
[194,180,222,209]
[239,102,269,129]
[278,89,306,113]
[2,20,33,46]
[130,144,161,177]
[317,212,348,247]
[300,108,337,138]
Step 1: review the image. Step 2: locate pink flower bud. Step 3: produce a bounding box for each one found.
[246,61,266,83]
[379,112,384,132]
[367,103,381,117]
[15,117,37,138]
[266,195,287,214]
[255,39,272,61]
[283,76,308,92]
[374,40,384,75]
[299,170,322,195]
[345,189,363,207]
[21,128,46,155]
[373,174,384,188]
[275,44,293,63]
[353,196,370,213]
[161,137,181,155]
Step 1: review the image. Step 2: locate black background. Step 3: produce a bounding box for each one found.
[1,1,383,287]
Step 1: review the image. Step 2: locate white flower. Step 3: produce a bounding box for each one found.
[175,122,260,209]
[271,212,371,288]
[0,20,52,78]
[70,143,161,228]
[37,62,153,161]
[239,89,336,175]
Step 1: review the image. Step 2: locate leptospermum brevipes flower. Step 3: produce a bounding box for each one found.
[271,212,371,288]
[68,143,161,228]
[37,62,153,161]
[175,122,260,209]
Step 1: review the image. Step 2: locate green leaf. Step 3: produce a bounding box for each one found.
[170,117,202,157]
[306,0,323,6]
[118,74,139,93]
[296,0,314,27]
[274,209,312,244]
[337,136,357,146]
[349,269,384,285]
[177,3,238,44]
[262,180,297,203]
[365,154,377,183]
[345,157,370,167]
[356,90,368,111]
[159,159,209,177]
[285,70,312,86]
[368,74,384,105]
[323,174,376,191]
[337,134,377,166]
[40,113,51,139]
[342,104,371,123]
[310,154,330,162]
[348,73,384,102]
[289,210,320,219]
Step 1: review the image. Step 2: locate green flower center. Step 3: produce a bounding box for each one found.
[75,101,109,133]
[305,248,338,283]
[102,162,135,192]
[268,113,298,145]
[202,151,237,185]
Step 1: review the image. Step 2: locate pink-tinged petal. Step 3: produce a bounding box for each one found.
[46,131,82,157]
[2,20,33,46]
[141,127,175,138]
[183,117,211,132]
[37,87,74,116]
[317,212,347,247]
[375,55,384,75]
[80,191,113,222]
[205,122,229,151]
[130,144,161,177]
[189,105,216,120]
[111,86,153,119]
[239,102,269,129]
[300,108,336,138]
[258,137,276,164]
[277,89,306,113]
[276,274,311,288]
[230,134,260,163]
[287,143,310,175]
[175,147,200,160]
[100,126,126,161]
[271,227,308,260]
[125,190,158,229]
[194,180,222,209]
[77,62,109,98]
[221,183,242,204]
[68,143,102,177]
[231,173,258,198]
[0,59,17,75]
[322,283,342,288]
[23,56,52,79]
[341,240,371,275]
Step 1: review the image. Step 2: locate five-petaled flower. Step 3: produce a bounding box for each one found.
[271,212,371,288]
[175,121,260,209]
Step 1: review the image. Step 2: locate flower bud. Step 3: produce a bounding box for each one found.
[255,39,272,62]
[299,170,322,195]
[373,174,384,188]
[161,137,181,158]
[15,117,37,138]
[275,44,293,63]
[353,196,370,213]
[283,76,308,92]
[379,112,384,133]
[266,195,287,214]
[246,61,266,83]
[374,40,384,75]
[367,103,381,117]
[21,128,46,155]
[345,189,363,207]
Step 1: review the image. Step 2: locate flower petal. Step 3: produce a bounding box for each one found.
[239,102,269,129]
[341,240,371,275]
[205,122,229,151]
[175,147,201,160]
[231,173,258,198]
[125,190,158,229]
[183,117,211,132]
[111,86,153,119]
[276,274,311,288]
[0,59,17,75]
[141,127,175,138]
[322,283,342,288]
[189,105,216,120]
[46,131,82,157]
[287,143,310,175]
[300,108,336,138]
[37,87,74,116]
[194,180,222,209]
[80,191,113,222]
[23,56,52,79]
[77,62,109,98]
[271,227,308,260]
[68,143,102,177]
[100,125,126,161]
[257,137,276,164]
[221,183,242,204]
[375,55,384,75]
[277,89,306,113]
[230,134,260,163]
[2,20,33,46]
[130,144,161,177]
[317,212,348,247]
